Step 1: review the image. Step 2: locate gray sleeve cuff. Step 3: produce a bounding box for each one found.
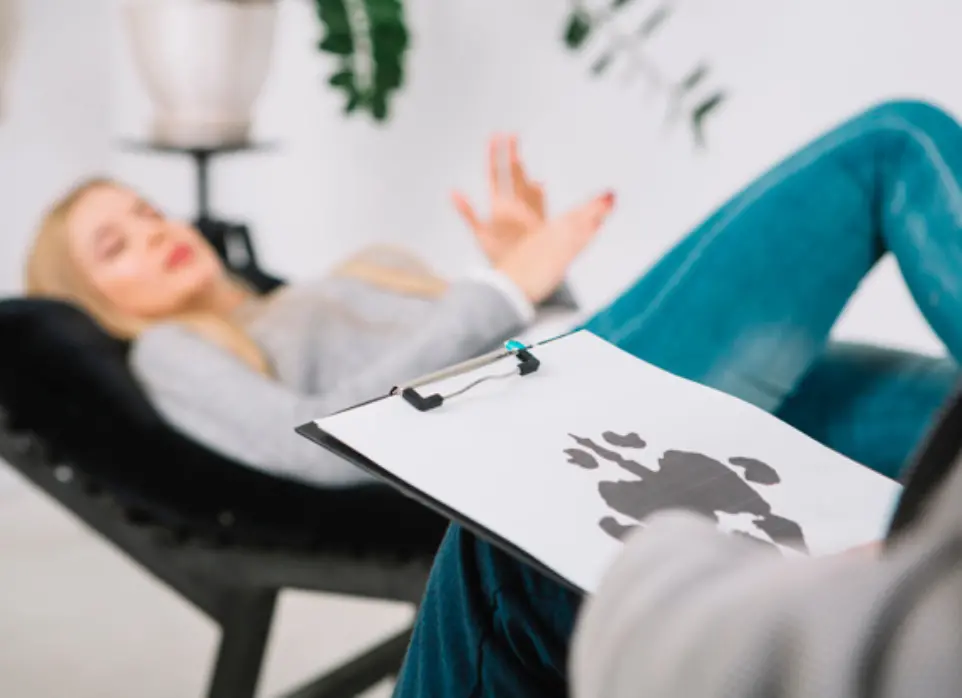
[541,281,580,310]
[467,268,536,324]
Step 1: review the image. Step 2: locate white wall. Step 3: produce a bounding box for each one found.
[0,0,111,296]
[108,0,961,358]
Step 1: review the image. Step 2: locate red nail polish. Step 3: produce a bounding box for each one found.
[602,191,616,206]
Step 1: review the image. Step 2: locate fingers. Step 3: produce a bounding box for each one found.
[527,181,546,219]
[451,191,481,232]
[490,133,534,202]
[557,190,616,244]
[509,137,546,216]
[502,196,543,230]
[508,136,527,199]
[592,191,616,223]
[488,135,506,203]
[572,191,616,226]
[494,189,614,305]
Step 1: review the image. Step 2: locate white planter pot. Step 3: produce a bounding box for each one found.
[122,0,278,148]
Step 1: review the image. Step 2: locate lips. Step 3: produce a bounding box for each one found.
[166,243,194,269]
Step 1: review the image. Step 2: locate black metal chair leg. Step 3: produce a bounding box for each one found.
[280,626,412,698]
[206,588,279,698]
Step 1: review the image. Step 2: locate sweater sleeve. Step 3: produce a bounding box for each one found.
[468,270,581,323]
[130,278,528,488]
[570,510,962,698]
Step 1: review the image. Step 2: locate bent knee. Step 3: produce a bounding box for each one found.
[845,98,961,134]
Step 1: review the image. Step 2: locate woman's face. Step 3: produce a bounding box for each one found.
[66,184,224,319]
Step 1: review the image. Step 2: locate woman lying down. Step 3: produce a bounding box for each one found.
[24,136,613,487]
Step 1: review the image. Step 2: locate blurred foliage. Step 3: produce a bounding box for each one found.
[313,0,726,144]
[314,0,408,121]
[564,0,727,146]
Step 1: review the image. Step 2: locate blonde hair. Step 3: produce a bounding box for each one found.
[24,176,449,375]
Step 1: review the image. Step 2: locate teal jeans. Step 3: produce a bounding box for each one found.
[392,99,962,698]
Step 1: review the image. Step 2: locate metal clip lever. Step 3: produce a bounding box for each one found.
[394,342,542,412]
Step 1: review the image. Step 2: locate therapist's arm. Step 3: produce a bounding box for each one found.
[570,510,962,698]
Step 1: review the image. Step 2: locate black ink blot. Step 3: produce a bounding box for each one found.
[728,456,780,485]
[566,432,808,552]
[565,448,599,470]
[599,516,638,541]
[602,431,647,449]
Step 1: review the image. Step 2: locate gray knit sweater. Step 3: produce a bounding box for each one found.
[130,269,569,487]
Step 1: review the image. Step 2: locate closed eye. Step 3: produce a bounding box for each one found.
[94,228,125,260]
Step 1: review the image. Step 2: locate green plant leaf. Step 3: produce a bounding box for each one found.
[314,0,410,122]
[371,22,409,53]
[374,61,403,90]
[611,0,636,7]
[345,91,362,114]
[679,63,708,92]
[371,93,389,121]
[318,30,354,55]
[637,4,672,38]
[367,0,404,22]
[328,68,354,87]
[315,0,350,31]
[691,91,726,146]
[591,52,614,75]
[563,10,593,49]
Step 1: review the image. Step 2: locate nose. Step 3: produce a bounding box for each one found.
[144,221,170,248]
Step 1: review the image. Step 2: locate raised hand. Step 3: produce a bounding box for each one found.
[496,191,615,304]
[452,134,546,265]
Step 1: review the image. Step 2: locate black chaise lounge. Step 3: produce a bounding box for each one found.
[0,220,449,698]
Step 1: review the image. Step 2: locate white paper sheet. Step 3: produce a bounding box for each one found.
[313,331,903,594]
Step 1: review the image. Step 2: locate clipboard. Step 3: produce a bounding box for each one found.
[296,331,586,595]
[296,419,583,594]
[295,330,925,589]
